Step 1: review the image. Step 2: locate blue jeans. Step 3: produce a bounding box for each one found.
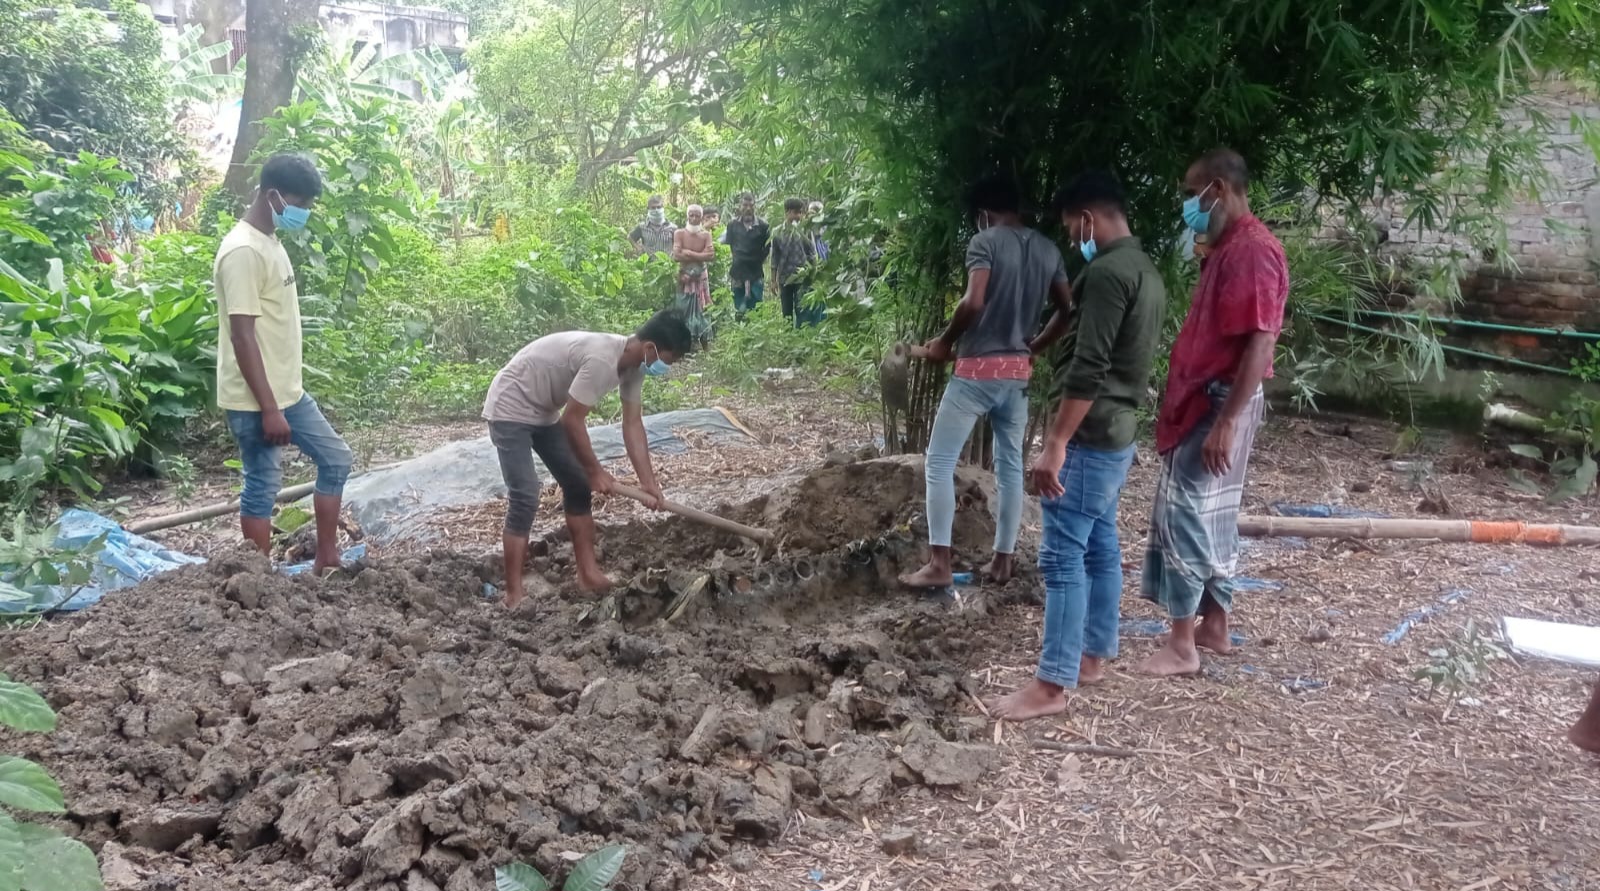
[925,376,1027,553]
[1037,442,1136,688]
[225,393,353,519]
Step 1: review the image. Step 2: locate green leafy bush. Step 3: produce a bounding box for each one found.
[0,671,103,891]
[494,844,625,891]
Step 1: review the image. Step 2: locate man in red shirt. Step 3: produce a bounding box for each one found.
[1139,149,1289,677]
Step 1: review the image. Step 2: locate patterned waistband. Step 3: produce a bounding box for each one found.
[954,355,1033,381]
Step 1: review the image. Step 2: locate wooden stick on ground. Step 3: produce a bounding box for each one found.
[125,462,406,536]
[1032,739,1138,759]
[1237,515,1600,545]
[610,482,774,543]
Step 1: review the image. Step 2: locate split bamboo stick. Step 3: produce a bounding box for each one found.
[1238,515,1600,546]
[610,483,774,543]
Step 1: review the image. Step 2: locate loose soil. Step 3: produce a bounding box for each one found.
[1,456,1039,891]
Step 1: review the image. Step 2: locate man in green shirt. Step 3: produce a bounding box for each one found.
[989,171,1165,721]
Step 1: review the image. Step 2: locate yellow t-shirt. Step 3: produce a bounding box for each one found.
[213,221,304,411]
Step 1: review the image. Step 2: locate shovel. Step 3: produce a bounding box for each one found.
[611,483,773,543]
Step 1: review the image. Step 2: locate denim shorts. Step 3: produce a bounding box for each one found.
[225,393,353,519]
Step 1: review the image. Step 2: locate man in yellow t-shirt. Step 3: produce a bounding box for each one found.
[214,152,352,574]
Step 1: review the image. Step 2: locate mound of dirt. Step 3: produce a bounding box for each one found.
[0,457,1038,891]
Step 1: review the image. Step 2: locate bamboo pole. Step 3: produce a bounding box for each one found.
[610,483,774,543]
[125,462,407,536]
[1238,515,1600,546]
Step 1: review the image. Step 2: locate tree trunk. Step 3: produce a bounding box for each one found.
[221,0,319,200]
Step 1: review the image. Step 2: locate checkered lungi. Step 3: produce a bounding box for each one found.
[1140,382,1265,619]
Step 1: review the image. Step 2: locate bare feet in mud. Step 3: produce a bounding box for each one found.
[898,562,953,588]
[980,552,1014,584]
[1137,642,1201,677]
[986,679,1068,721]
[1078,655,1107,686]
[577,569,614,595]
[1193,617,1234,654]
[503,584,527,610]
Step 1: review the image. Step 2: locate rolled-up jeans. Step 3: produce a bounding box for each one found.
[225,393,353,519]
[924,376,1027,554]
[1036,442,1136,688]
[488,420,592,536]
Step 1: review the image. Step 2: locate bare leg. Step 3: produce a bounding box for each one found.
[502,532,529,608]
[1192,594,1234,654]
[241,516,272,555]
[1079,655,1107,686]
[1138,617,1202,676]
[986,678,1068,722]
[899,545,954,587]
[1570,680,1600,754]
[980,551,1014,584]
[567,513,612,593]
[311,493,342,575]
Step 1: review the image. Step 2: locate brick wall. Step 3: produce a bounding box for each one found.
[1373,80,1600,350]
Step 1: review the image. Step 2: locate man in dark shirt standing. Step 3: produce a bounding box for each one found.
[721,191,770,319]
[987,171,1165,721]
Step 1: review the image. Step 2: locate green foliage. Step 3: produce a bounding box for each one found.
[1570,342,1600,383]
[5,152,132,280]
[166,25,245,106]
[0,514,106,616]
[0,0,185,186]
[0,672,103,891]
[1505,393,1600,502]
[493,844,626,891]
[0,257,215,507]
[1413,620,1508,702]
[256,97,422,309]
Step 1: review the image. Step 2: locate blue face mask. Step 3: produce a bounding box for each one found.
[642,344,670,377]
[1181,183,1216,234]
[1078,213,1097,263]
[269,190,311,231]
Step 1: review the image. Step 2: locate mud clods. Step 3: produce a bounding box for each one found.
[0,457,1038,890]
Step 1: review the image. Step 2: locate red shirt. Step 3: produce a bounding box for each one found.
[1155,214,1288,454]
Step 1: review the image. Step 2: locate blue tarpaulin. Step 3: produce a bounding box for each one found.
[0,508,204,614]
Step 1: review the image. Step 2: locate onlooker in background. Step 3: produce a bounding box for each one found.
[1573,680,1600,753]
[722,192,770,319]
[899,175,1072,589]
[772,197,818,326]
[808,200,830,262]
[672,204,716,349]
[703,206,722,236]
[483,312,690,606]
[1139,148,1289,677]
[629,194,676,258]
[987,171,1165,721]
[214,152,353,575]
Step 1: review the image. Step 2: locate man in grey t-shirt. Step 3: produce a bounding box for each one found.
[900,175,1073,589]
[483,311,692,606]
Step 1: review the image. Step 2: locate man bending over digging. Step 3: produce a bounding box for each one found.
[483,311,691,606]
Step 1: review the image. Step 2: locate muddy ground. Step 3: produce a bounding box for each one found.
[1,456,1042,891]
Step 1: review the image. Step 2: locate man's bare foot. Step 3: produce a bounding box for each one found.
[312,558,341,578]
[577,569,613,594]
[986,679,1068,722]
[1137,643,1201,677]
[1079,656,1107,686]
[1193,617,1234,654]
[503,585,526,609]
[898,562,953,588]
[980,552,1014,584]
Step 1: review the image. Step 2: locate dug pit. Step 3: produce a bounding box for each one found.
[0,456,1039,891]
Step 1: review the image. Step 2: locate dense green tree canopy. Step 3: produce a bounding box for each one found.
[0,0,184,185]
